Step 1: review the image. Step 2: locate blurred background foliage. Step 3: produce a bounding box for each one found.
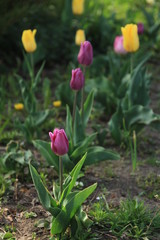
[0,0,160,72]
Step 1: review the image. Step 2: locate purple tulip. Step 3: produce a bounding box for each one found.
[49,129,69,156]
[114,36,127,55]
[70,68,85,91]
[78,41,93,66]
[137,23,144,35]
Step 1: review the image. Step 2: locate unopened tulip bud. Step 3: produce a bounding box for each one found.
[70,68,85,91]
[72,0,84,15]
[22,29,37,53]
[114,36,127,54]
[78,41,93,66]
[49,129,69,156]
[137,23,144,35]
[75,29,86,46]
[121,24,139,52]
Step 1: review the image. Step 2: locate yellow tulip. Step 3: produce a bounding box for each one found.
[75,29,86,46]
[14,103,24,110]
[72,0,84,15]
[53,101,62,108]
[22,29,37,53]
[121,24,139,52]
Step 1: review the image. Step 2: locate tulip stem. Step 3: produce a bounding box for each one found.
[130,53,133,75]
[81,66,86,125]
[59,156,63,196]
[30,53,34,89]
[72,91,78,145]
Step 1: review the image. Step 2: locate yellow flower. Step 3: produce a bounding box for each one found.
[14,103,24,110]
[72,0,84,15]
[146,0,155,5]
[22,29,37,53]
[53,101,62,108]
[121,24,139,52]
[75,29,86,46]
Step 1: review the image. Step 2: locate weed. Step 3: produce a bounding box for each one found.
[90,198,160,239]
[136,173,160,200]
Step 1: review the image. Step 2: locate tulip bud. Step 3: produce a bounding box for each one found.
[22,29,37,53]
[113,36,127,54]
[49,129,69,156]
[72,0,84,15]
[75,29,86,46]
[78,41,93,66]
[121,24,139,52]
[137,23,144,35]
[70,68,85,91]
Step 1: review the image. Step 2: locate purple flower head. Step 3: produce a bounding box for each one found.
[137,23,144,35]
[49,128,69,156]
[78,41,93,66]
[114,36,127,55]
[70,68,85,91]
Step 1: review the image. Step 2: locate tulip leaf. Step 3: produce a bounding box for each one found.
[129,67,150,107]
[60,153,87,203]
[85,146,120,165]
[124,105,159,129]
[82,89,95,127]
[33,61,45,89]
[29,164,58,215]
[51,183,97,234]
[66,105,72,140]
[33,140,59,171]
[74,107,85,145]
[34,110,50,126]
[71,133,97,160]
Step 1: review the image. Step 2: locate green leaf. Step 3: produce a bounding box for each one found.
[29,164,58,215]
[60,153,87,203]
[124,105,159,129]
[65,105,72,140]
[85,146,120,165]
[33,61,45,89]
[129,67,150,107]
[108,103,123,144]
[71,133,97,160]
[82,89,95,127]
[74,107,85,145]
[33,140,59,171]
[51,183,97,234]
[33,110,50,126]
[3,232,13,239]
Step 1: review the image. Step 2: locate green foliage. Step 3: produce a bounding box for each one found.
[29,153,97,238]
[14,56,50,143]
[90,198,160,239]
[109,57,160,144]
[33,90,120,173]
[0,140,33,175]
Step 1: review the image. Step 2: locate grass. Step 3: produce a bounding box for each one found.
[137,173,160,200]
[90,197,160,239]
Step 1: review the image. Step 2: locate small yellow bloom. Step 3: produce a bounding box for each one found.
[22,29,37,53]
[121,24,139,52]
[75,29,86,46]
[72,0,84,15]
[14,103,24,110]
[146,0,155,5]
[53,101,62,108]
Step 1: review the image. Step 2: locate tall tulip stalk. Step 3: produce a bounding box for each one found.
[77,41,93,124]
[22,29,37,90]
[121,23,139,74]
[70,68,85,143]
